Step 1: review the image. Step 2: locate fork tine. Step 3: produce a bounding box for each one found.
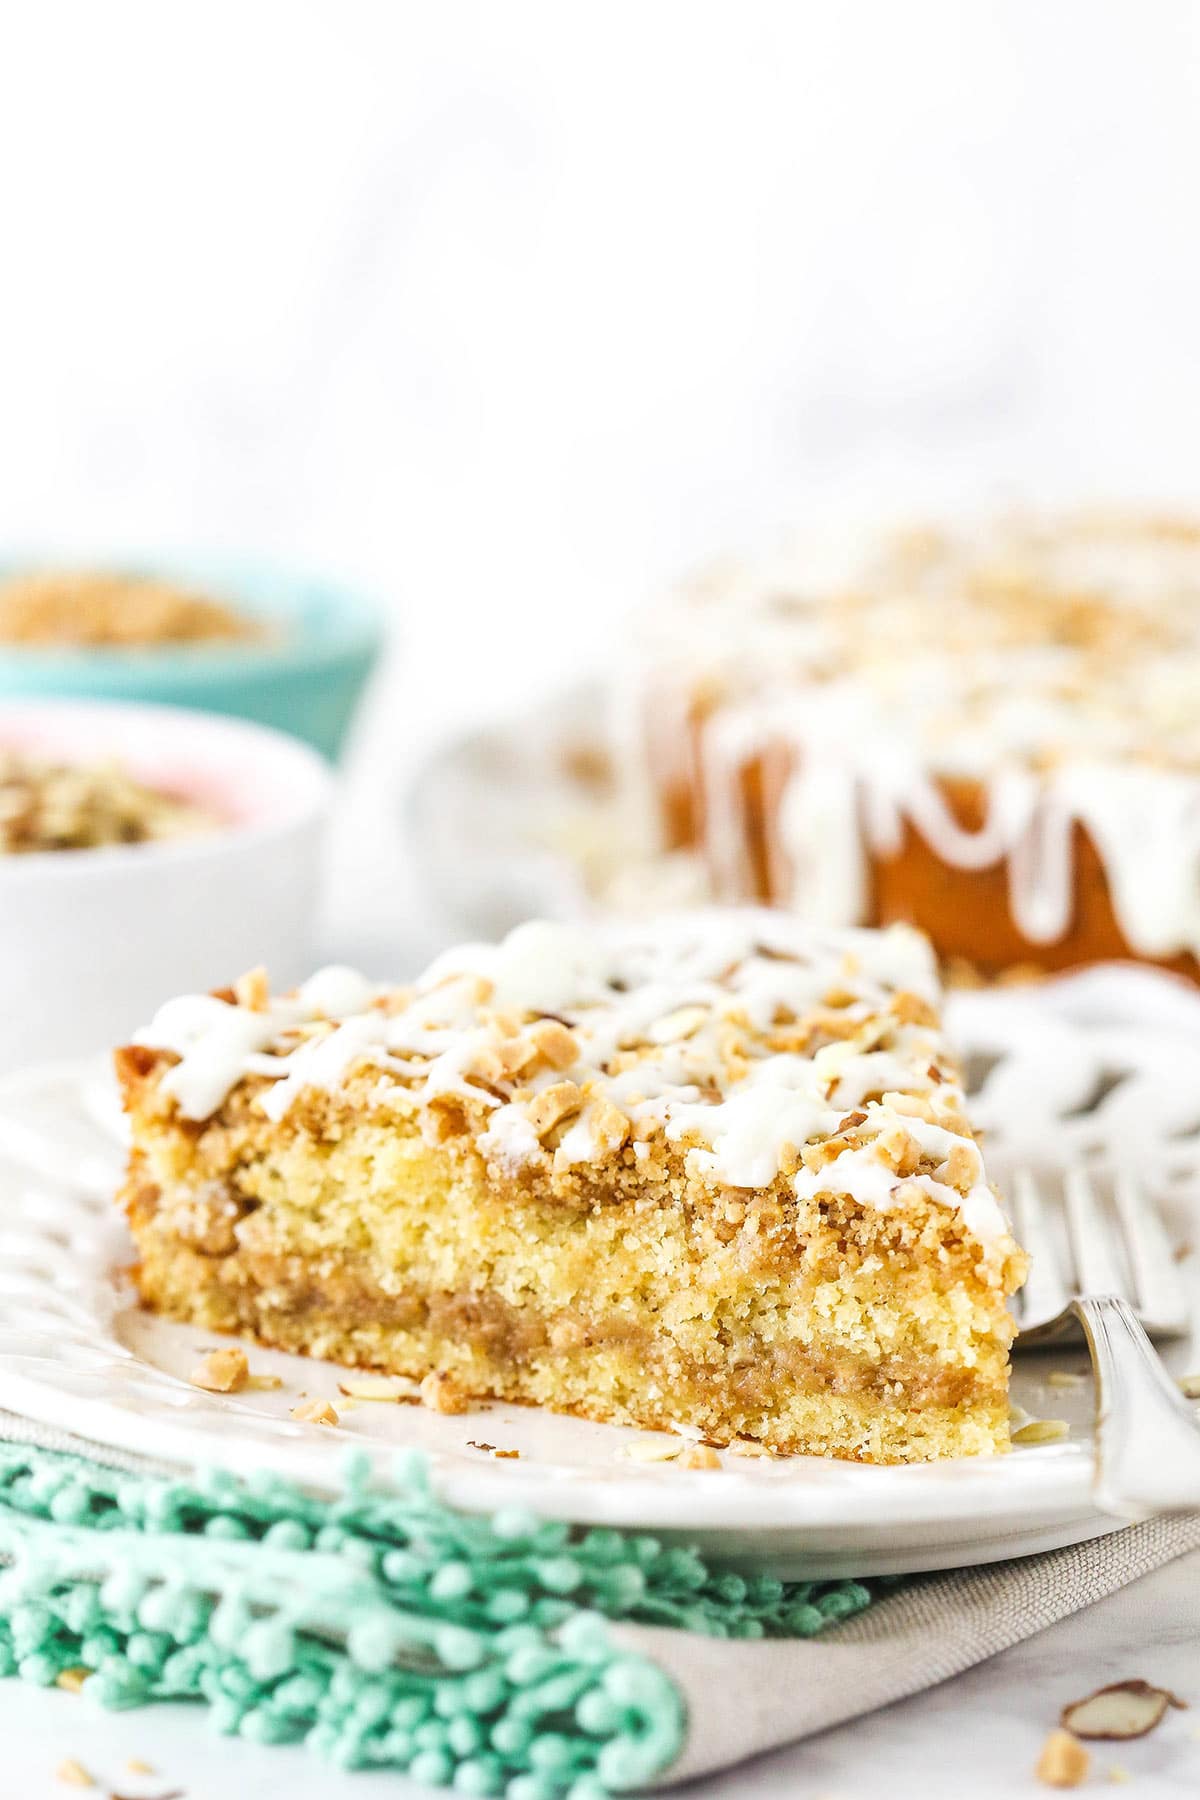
[1010,1168,1071,1328]
[1112,1168,1191,1338]
[1063,1165,1128,1298]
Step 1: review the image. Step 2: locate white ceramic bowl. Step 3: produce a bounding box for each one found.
[0,699,334,1072]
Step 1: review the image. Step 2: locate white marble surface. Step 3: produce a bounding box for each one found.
[6,1548,1198,1796]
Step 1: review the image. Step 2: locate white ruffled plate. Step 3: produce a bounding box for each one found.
[0,970,1197,1578]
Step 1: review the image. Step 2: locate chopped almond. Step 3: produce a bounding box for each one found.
[190,1347,249,1393]
[586,1095,631,1157]
[55,1762,94,1789]
[1013,1418,1070,1445]
[234,966,270,1011]
[290,1397,339,1425]
[677,1443,721,1470]
[873,1124,922,1177]
[421,1371,470,1415]
[620,1437,681,1463]
[495,1034,537,1078]
[338,1376,418,1402]
[55,1667,91,1694]
[526,1080,585,1140]
[245,1372,283,1391]
[940,1143,980,1191]
[647,1005,708,1044]
[1036,1729,1090,1788]
[890,990,937,1027]
[528,1019,579,1070]
[1178,1373,1200,1399]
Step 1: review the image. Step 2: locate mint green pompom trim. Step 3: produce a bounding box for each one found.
[0,1444,874,1795]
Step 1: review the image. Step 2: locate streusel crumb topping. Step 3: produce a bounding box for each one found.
[131,912,1009,1250]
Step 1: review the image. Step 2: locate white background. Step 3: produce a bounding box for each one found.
[4,0,1200,889]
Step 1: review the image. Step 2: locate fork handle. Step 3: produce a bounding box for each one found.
[1072,1296,1200,1517]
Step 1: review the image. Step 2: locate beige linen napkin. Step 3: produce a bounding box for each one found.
[624,1513,1200,1785]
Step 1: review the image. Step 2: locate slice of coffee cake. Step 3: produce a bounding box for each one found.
[116,913,1025,1463]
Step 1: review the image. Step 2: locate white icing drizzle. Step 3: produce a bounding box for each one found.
[634,514,1200,960]
[130,912,1010,1251]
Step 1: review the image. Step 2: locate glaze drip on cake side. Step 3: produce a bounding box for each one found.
[628,512,1200,966]
[132,913,1007,1251]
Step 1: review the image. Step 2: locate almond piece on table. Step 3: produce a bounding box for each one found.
[1035,1729,1090,1788]
[1060,1678,1188,1740]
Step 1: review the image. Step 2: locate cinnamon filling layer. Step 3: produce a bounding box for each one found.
[139,1240,1001,1412]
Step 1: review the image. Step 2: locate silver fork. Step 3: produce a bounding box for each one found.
[1010,1164,1200,1517]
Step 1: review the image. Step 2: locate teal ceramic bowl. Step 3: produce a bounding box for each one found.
[0,555,384,760]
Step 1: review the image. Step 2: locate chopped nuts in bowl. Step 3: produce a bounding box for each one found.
[0,751,220,854]
[0,698,333,1072]
[0,554,382,761]
[0,568,263,648]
